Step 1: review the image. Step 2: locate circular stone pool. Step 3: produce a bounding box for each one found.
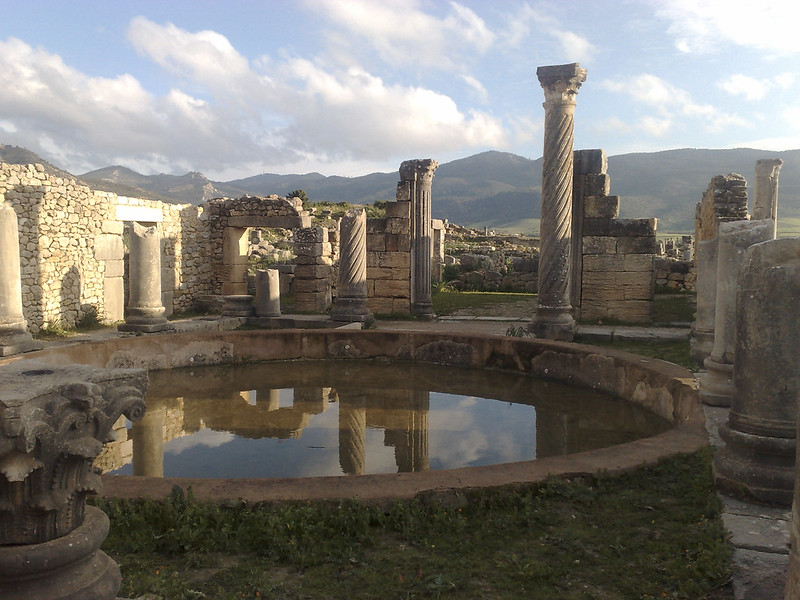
[1,328,704,503]
[97,359,671,479]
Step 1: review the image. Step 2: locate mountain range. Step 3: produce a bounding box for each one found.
[2,144,798,233]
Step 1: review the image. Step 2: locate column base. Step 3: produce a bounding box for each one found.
[714,423,795,506]
[0,331,42,356]
[529,309,575,341]
[411,301,435,321]
[331,297,373,323]
[118,319,174,333]
[0,506,121,600]
[699,355,733,406]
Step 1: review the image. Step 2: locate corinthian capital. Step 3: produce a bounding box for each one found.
[537,63,587,105]
[399,159,439,183]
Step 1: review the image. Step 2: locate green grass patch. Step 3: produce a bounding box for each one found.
[653,293,695,325]
[589,338,694,370]
[432,289,535,316]
[93,449,730,599]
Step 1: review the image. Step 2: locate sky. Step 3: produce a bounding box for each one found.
[0,0,798,180]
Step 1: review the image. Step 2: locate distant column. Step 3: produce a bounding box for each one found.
[119,222,173,333]
[331,208,372,323]
[753,159,782,239]
[0,195,41,356]
[530,63,586,341]
[401,159,438,319]
[700,219,772,406]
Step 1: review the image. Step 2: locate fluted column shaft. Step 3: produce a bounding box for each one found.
[401,159,438,319]
[338,391,367,475]
[530,63,586,341]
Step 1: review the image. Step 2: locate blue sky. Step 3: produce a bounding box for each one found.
[0,0,798,180]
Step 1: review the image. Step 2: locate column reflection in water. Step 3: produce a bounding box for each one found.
[382,389,430,473]
[131,398,166,477]
[338,390,366,475]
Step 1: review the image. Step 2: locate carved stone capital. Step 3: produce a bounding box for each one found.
[0,362,148,544]
[399,159,439,184]
[537,63,587,106]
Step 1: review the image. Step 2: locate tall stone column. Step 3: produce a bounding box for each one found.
[401,159,438,319]
[753,158,783,239]
[0,196,41,356]
[700,219,772,406]
[119,222,173,333]
[331,208,373,323]
[714,237,800,505]
[530,63,586,341]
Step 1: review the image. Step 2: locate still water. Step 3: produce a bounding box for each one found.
[97,360,670,479]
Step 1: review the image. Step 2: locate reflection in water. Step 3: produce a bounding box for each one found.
[95,360,670,479]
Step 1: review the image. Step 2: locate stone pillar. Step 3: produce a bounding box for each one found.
[0,196,41,356]
[293,227,332,312]
[690,237,719,364]
[400,159,438,319]
[0,362,147,600]
[754,158,782,239]
[331,208,372,323]
[119,222,173,333]
[530,63,586,341]
[254,269,281,317]
[338,391,366,475]
[700,220,773,406]
[714,237,800,506]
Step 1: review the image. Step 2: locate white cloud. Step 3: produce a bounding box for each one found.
[600,73,745,135]
[0,18,506,178]
[655,0,800,55]
[309,0,495,68]
[720,72,797,101]
[460,74,489,104]
[502,3,594,61]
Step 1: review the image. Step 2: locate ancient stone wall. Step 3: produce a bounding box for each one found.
[366,200,412,315]
[573,150,657,324]
[695,174,749,243]
[654,258,695,292]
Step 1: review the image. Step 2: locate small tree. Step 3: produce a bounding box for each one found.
[287,189,309,209]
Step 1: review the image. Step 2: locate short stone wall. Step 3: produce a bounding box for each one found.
[654,258,695,292]
[366,201,412,315]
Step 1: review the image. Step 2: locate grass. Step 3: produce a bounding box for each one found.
[432,289,535,316]
[93,449,730,600]
[653,293,695,326]
[587,338,694,370]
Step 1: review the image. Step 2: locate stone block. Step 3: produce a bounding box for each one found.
[293,278,331,294]
[367,235,386,252]
[584,173,611,197]
[367,297,395,314]
[222,282,248,295]
[583,236,617,255]
[583,218,657,237]
[367,266,395,280]
[386,217,410,235]
[623,254,654,272]
[104,259,124,278]
[94,234,123,261]
[617,235,657,254]
[574,149,607,175]
[582,254,624,272]
[102,220,124,235]
[584,195,620,219]
[385,202,411,218]
[293,264,331,279]
[374,279,410,297]
[380,253,411,269]
[103,277,124,321]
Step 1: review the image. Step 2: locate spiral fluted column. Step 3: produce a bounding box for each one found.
[530,63,586,341]
[338,391,367,475]
[331,208,372,323]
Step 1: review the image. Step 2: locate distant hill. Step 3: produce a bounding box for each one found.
[3,144,798,233]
